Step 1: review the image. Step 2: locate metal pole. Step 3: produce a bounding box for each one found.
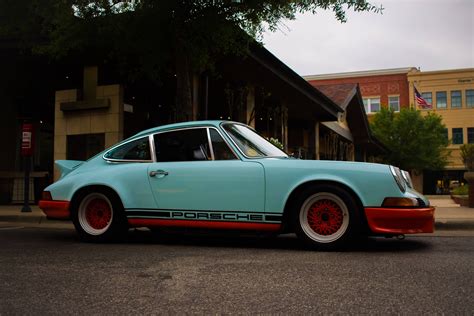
[21,156,31,212]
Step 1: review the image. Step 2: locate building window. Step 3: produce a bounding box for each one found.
[436,91,447,109]
[363,97,381,113]
[67,134,105,161]
[421,92,432,107]
[468,128,474,144]
[451,90,462,108]
[467,90,474,108]
[452,128,463,145]
[389,96,400,112]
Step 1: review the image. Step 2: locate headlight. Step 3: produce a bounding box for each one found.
[401,170,414,189]
[389,165,406,192]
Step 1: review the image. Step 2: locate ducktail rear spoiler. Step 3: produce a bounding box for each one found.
[55,160,84,179]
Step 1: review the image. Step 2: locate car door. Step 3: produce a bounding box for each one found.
[147,127,265,214]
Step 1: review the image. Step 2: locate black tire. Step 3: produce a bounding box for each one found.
[71,188,128,242]
[292,184,361,250]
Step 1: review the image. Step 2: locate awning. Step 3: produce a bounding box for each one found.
[321,121,353,142]
[218,43,341,122]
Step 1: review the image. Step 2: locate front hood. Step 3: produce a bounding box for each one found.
[259,158,390,174]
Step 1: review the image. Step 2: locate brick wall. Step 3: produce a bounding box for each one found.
[308,73,410,110]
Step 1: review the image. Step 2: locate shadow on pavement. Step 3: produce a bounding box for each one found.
[125,228,432,253]
[1,226,432,253]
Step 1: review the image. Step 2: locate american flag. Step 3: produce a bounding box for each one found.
[415,87,432,109]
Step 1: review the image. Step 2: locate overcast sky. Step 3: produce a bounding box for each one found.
[262,0,474,76]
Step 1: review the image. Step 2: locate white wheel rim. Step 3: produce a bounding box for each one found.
[299,192,349,244]
[78,193,113,236]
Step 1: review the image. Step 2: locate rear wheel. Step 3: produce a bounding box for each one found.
[72,190,128,242]
[293,185,360,250]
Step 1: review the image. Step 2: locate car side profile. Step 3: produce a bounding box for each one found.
[39,120,434,249]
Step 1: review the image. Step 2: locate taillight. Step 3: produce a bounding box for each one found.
[41,191,52,201]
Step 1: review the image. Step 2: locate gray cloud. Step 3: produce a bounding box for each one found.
[263,0,474,75]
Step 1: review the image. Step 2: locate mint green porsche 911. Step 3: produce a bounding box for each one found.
[39,120,434,249]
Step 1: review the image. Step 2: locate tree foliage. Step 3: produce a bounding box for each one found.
[460,144,474,171]
[1,0,382,121]
[370,108,450,172]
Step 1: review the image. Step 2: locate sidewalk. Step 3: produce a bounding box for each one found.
[0,205,73,229]
[0,198,472,231]
[429,198,474,231]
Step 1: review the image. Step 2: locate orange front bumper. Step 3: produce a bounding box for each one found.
[365,206,435,234]
[38,200,70,220]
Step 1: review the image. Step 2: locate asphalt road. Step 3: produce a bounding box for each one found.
[0,227,472,315]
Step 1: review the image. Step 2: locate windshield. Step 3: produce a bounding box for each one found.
[222,123,288,158]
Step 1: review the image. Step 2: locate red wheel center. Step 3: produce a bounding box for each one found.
[307,199,343,235]
[85,198,112,230]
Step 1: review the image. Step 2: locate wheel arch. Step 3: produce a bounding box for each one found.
[70,184,124,210]
[281,180,368,233]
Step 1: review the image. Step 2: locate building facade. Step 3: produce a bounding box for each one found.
[305,67,474,194]
[0,43,386,204]
[304,68,416,116]
[408,68,474,194]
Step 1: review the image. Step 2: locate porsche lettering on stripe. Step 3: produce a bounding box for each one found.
[171,211,264,221]
[125,209,282,224]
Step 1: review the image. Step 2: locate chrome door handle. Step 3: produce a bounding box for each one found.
[149,170,169,177]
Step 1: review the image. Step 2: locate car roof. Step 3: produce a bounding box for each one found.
[133,120,231,137]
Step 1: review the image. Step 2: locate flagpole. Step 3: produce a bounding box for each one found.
[413,83,417,110]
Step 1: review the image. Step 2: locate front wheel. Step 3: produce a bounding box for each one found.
[72,191,128,242]
[293,185,361,250]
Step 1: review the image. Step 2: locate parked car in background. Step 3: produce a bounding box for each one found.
[39,121,434,249]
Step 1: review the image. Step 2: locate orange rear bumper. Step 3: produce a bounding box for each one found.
[365,207,435,234]
[38,200,70,220]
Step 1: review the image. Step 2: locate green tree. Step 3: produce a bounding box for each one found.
[370,108,450,173]
[460,144,474,171]
[1,0,381,121]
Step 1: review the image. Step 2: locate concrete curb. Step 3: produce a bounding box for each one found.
[0,215,45,224]
[435,220,474,231]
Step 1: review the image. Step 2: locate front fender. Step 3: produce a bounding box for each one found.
[259,159,402,214]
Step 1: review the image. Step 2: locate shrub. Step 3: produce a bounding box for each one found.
[460,144,474,171]
[267,137,284,150]
[452,184,469,195]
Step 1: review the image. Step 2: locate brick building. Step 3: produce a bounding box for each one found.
[304,68,416,116]
[304,67,474,194]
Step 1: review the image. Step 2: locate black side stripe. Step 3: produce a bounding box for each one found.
[126,211,170,217]
[265,215,283,222]
[125,209,283,223]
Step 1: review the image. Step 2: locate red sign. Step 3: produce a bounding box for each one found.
[21,123,34,157]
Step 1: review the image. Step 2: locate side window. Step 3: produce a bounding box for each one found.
[209,129,237,160]
[104,137,151,161]
[154,128,211,162]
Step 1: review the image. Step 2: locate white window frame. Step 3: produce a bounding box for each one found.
[466,89,474,108]
[388,95,400,112]
[420,92,433,110]
[363,97,381,114]
[450,90,462,109]
[436,91,447,109]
